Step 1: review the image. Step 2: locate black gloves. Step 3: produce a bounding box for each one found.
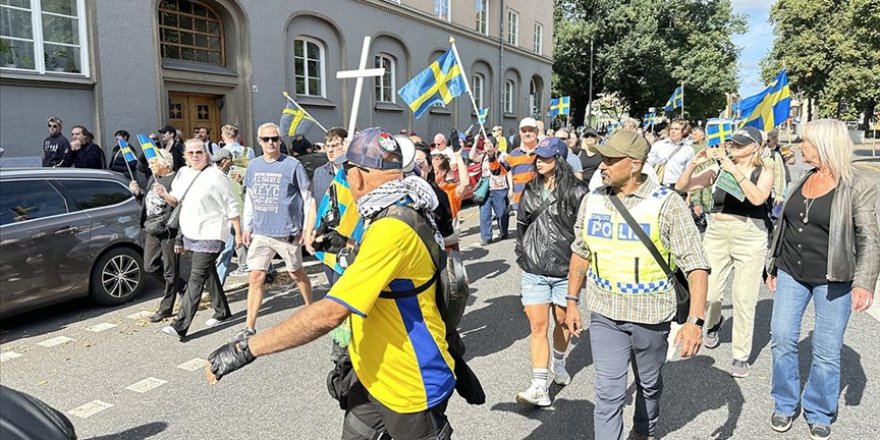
[208,339,256,381]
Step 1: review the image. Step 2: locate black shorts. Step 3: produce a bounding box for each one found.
[341,381,452,440]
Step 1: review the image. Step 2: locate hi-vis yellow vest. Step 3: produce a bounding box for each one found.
[581,186,676,295]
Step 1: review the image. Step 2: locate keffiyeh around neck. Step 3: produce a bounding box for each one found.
[357,175,439,219]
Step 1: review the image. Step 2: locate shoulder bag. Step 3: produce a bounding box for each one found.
[608,193,690,324]
[654,143,685,183]
[167,169,205,231]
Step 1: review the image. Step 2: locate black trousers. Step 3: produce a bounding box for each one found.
[341,381,452,440]
[143,232,180,315]
[171,250,230,336]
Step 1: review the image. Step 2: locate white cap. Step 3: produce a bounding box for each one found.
[394,134,416,173]
[519,117,538,129]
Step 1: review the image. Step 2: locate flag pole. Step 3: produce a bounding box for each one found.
[282,91,328,133]
[680,82,685,119]
[449,36,488,140]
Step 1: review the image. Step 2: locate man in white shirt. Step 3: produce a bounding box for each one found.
[647,119,694,187]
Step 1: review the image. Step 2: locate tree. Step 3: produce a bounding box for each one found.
[552,0,745,125]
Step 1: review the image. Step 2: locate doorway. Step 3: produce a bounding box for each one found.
[167,92,222,141]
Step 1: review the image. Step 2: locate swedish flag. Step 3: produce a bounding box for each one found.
[706,119,734,147]
[478,107,489,124]
[549,96,571,117]
[313,168,364,274]
[118,138,137,162]
[137,134,159,160]
[606,121,621,135]
[739,69,791,132]
[398,48,467,119]
[280,101,317,138]
[643,112,657,128]
[664,85,684,111]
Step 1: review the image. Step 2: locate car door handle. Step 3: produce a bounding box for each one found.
[54,226,78,235]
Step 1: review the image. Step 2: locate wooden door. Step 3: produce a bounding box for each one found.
[167,93,221,141]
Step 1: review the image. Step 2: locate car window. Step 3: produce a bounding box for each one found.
[57,179,132,211]
[0,179,69,226]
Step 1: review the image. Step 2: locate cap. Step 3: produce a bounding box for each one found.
[731,126,763,146]
[345,127,403,170]
[394,134,416,173]
[582,127,599,138]
[535,137,568,159]
[158,125,177,134]
[519,117,538,129]
[595,130,649,161]
[212,148,232,162]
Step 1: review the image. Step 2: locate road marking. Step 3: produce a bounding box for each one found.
[37,336,74,347]
[459,325,487,338]
[0,351,22,362]
[177,358,207,372]
[126,311,153,320]
[125,377,168,393]
[68,400,113,419]
[85,322,118,333]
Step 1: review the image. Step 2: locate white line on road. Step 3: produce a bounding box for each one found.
[125,377,168,393]
[177,358,207,372]
[37,336,74,347]
[126,311,153,320]
[68,400,113,419]
[85,322,118,333]
[459,325,487,337]
[0,351,22,362]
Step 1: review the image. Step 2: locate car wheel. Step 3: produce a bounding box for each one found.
[89,247,144,306]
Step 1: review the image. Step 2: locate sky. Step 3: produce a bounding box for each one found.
[731,0,776,98]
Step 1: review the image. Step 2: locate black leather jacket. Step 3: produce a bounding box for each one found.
[515,181,588,277]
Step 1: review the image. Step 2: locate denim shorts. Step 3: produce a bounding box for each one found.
[520,272,569,306]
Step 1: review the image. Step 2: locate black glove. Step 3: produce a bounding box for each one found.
[208,339,255,381]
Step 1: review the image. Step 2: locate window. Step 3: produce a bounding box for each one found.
[57,180,132,211]
[475,0,488,35]
[293,37,325,97]
[374,55,395,103]
[507,9,518,46]
[0,0,88,74]
[529,78,542,118]
[434,0,450,22]
[473,73,484,109]
[0,180,67,225]
[534,23,543,54]
[504,80,514,113]
[158,0,225,65]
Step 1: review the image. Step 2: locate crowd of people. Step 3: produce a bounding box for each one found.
[36,112,880,440]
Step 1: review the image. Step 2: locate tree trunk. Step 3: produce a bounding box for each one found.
[807,98,813,121]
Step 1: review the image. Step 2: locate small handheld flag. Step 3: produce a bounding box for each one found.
[137,134,158,160]
[643,112,657,129]
[398,48,467,119]
[478,107,489,124]
[548,96,571,117]
[706,119,734,147]
[118,138,137,163]
[663,85,684,112]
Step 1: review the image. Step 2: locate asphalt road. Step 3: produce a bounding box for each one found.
[1,161,878,440]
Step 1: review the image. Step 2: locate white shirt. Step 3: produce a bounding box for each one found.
[647,138,694,185]
[171,166,241,241]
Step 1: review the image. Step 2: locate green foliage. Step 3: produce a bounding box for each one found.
[552,0,744,123]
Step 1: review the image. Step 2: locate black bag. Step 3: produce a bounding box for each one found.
[142,176,172,236]
[167,169,204,231]
[609,194,690,325]
[0,385,77,440]
[326,351,356,410]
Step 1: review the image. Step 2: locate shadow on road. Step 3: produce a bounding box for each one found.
[458,295,529,361]
[86,421,168,440]
[491,398,596,439]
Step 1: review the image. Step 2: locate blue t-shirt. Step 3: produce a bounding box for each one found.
[244,155,310,237]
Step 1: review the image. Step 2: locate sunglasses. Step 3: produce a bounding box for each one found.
[48,124,60,128]
[259,136,280,143]
[343,162,369,173]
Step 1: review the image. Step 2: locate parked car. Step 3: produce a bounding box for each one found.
[0,168,145,318]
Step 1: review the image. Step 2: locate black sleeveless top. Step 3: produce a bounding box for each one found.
[777,186,835,283]
[711,167,768,220]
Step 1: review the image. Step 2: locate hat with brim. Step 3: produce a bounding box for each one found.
[731,127,763,146]
[212,148,232,162]
[595,130,649,161]
[345,127,403,170]
[534,137,567,159]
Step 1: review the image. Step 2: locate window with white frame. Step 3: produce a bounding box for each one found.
[534,23,543,54]
[475,0,488,35]
[529,78,542,117]
[504,79,514,113]
[293,37,324,97]
[507,9,518,46]
[434,0,450,22]
[473,73,484,109]
[0,0,88,74]
[374,54,395,103]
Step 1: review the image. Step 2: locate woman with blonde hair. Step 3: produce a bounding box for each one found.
[675,126,774,378]
[764,119,879,439]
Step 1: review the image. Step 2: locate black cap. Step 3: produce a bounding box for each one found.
[158,125,177,134]
[730,126,763,146]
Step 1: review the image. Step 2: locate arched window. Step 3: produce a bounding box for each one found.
[473,73,484,109]
[504,80,514,113]
[529,78,542,117]
[158,0,225,65]
[293,37,325,97]
[374,55,395,103]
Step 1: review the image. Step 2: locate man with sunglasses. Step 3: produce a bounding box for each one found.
[42,116,70,167]
[233,122,314,343]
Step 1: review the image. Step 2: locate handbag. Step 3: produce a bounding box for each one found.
[167,169,204,231]
[653,144,685,183]
[472,176,490,204]
[608,193,690,325]
[142,176,171,236]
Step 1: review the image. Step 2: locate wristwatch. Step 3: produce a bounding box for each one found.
[686,316,705,328]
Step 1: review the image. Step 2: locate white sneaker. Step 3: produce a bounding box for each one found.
[553,362,571,386]
[205,316,231,328]
[516,383,551,407]
[161,325,182,339]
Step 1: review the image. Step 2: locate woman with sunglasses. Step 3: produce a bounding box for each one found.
[675,126,774,378]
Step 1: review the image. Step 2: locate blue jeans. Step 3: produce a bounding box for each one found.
[770,270,852,426]
[479,189,509,241]
[520,272,568,307]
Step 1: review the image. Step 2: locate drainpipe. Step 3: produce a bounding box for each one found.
[499,0,505,122]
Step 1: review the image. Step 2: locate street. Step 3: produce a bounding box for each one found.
[1,162,879,440]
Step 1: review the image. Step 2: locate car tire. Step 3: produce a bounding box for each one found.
[89,247,145,306]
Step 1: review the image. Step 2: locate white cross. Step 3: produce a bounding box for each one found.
[337,36,385,137]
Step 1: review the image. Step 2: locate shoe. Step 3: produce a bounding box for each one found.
[232,327,256,343]
[148,311,172,323]
[228,268,249,277]
[808,423,830,440]
[263,272,275,285]
[704,316,723,349]
[205,316,231,328]
[552,362,571,386]
[770,413,793,433]
[499,233,509,240]
[161,325,182,339]
[480,240,490,246]
[729,359,749,378]
[515,383,551,407]
[626,429,656,440]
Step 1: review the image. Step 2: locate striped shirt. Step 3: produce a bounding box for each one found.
[502,148,536,206]
[571,177,710,324]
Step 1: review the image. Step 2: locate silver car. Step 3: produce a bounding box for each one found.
[0,168,145,318]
